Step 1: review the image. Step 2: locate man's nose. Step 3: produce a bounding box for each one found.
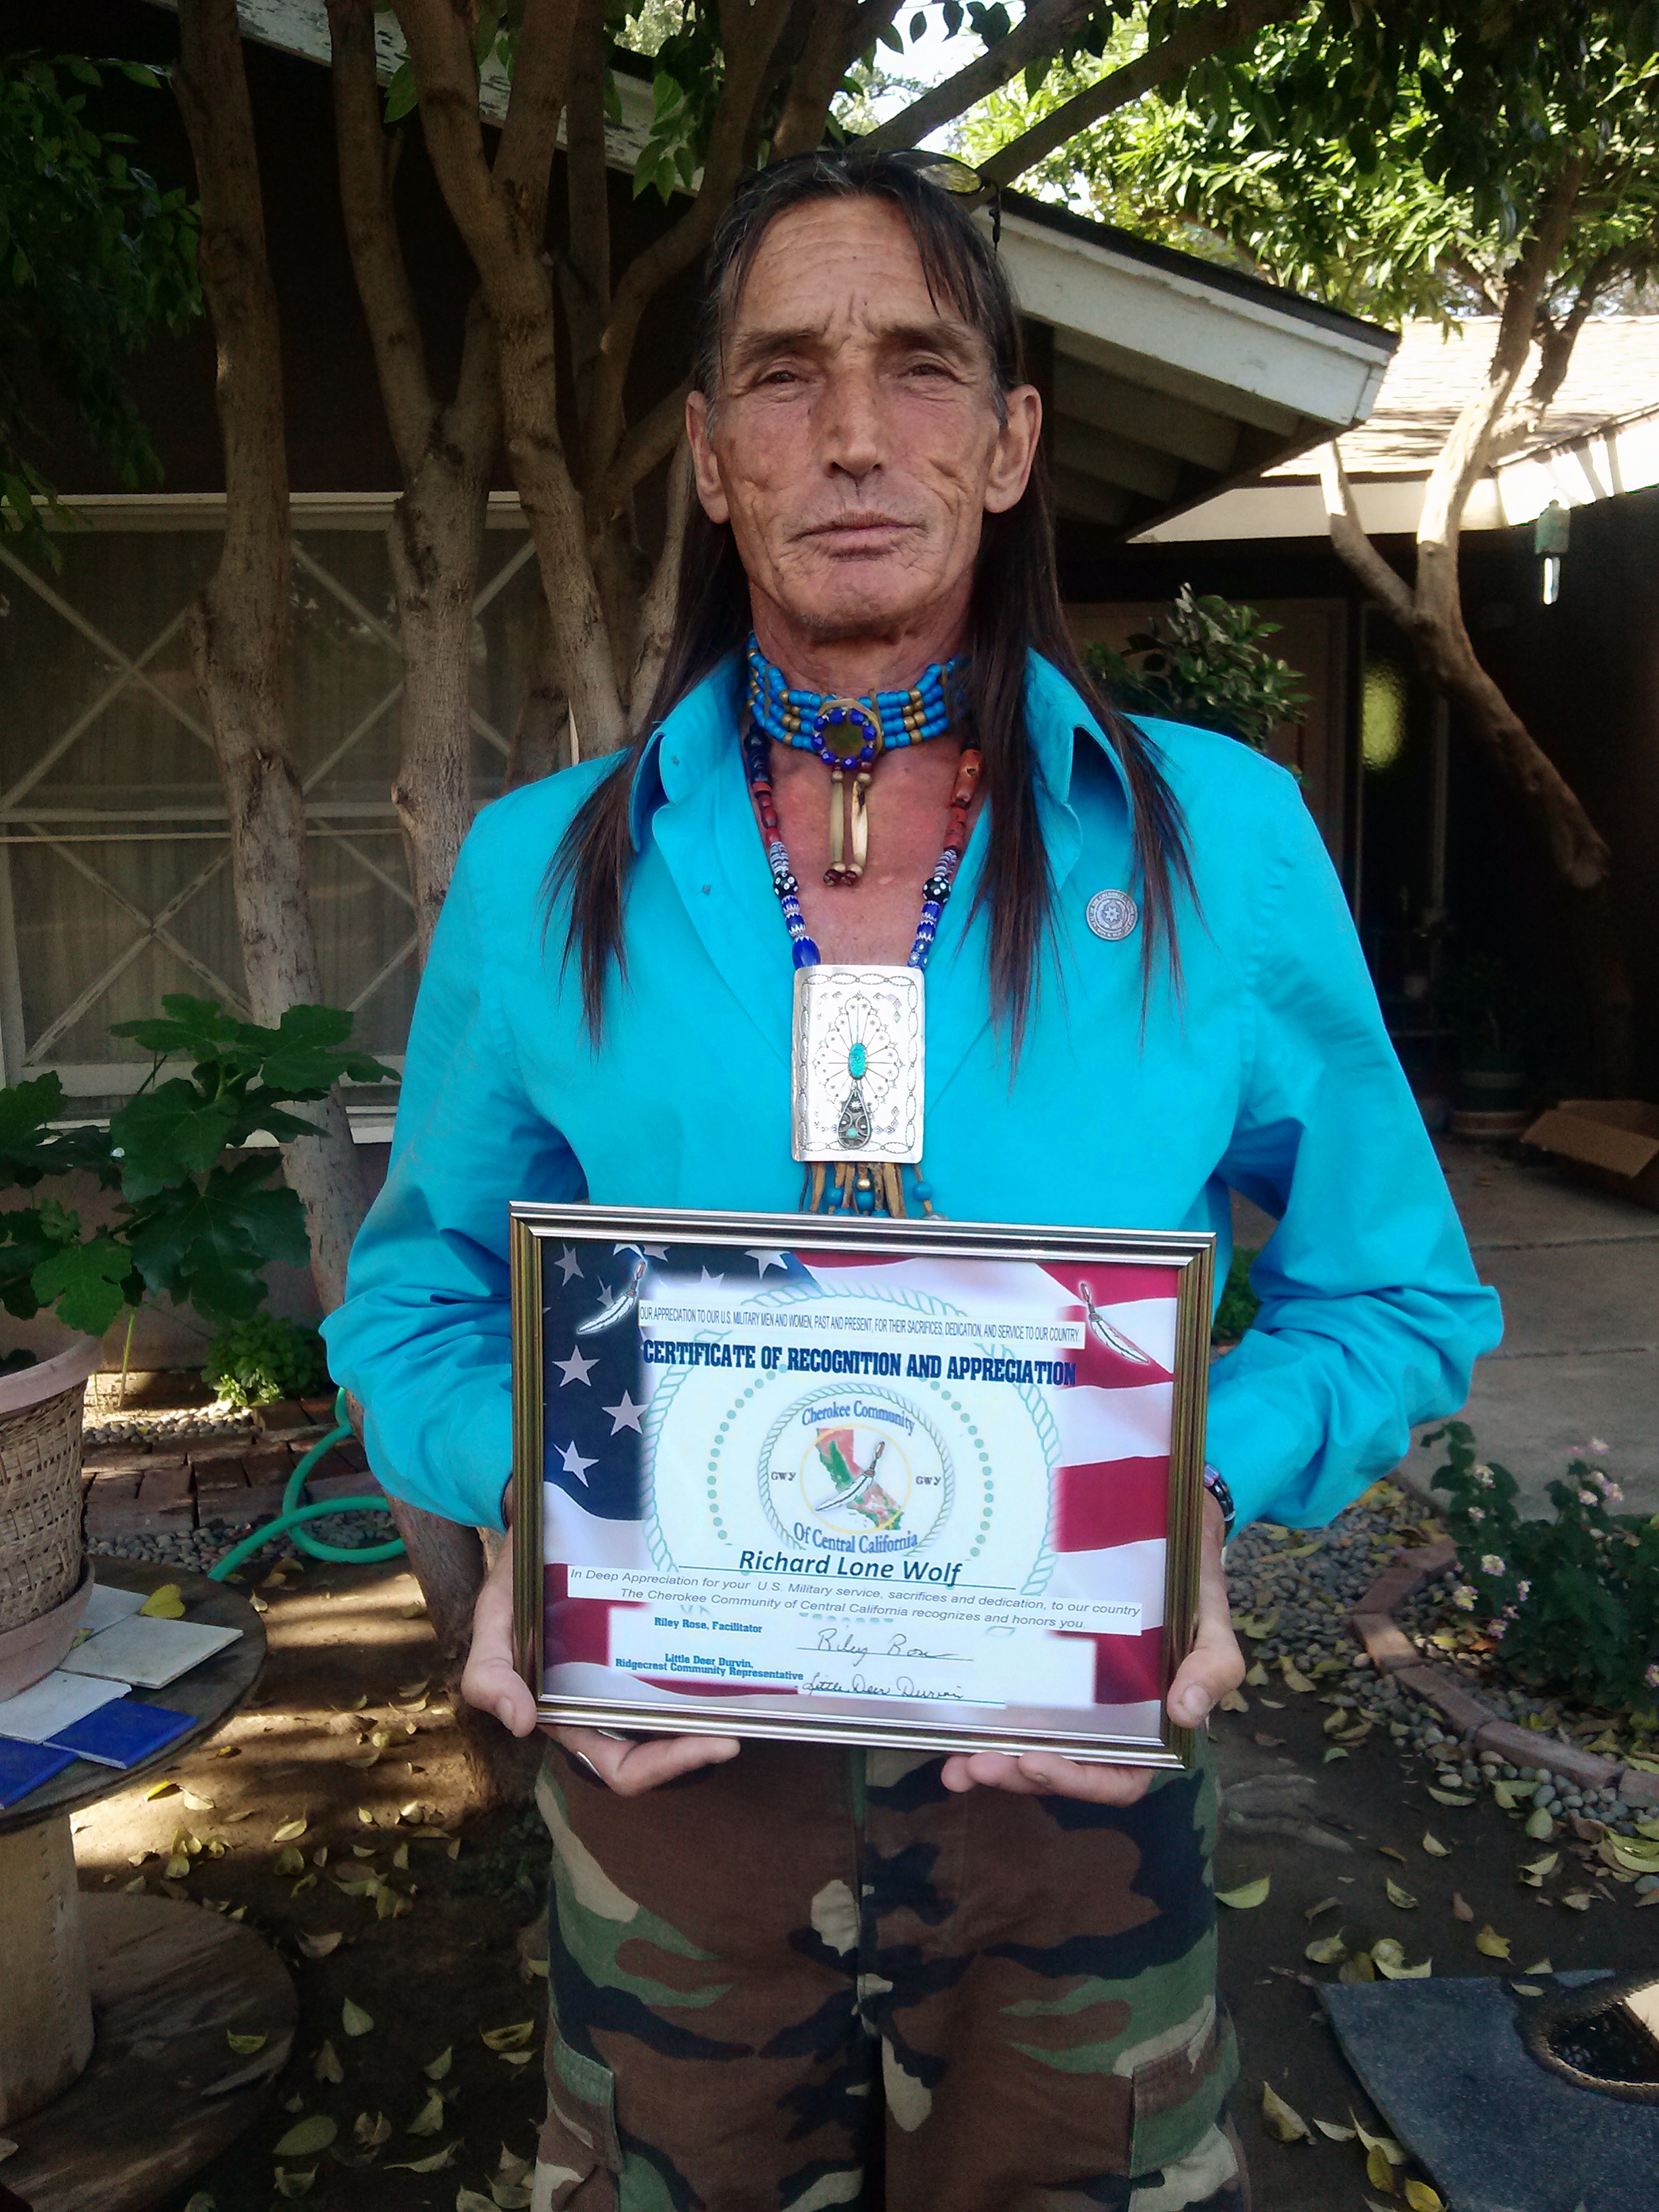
[816,365,886,480]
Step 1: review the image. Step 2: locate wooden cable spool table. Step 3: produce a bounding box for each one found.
[0,1560,295,2212]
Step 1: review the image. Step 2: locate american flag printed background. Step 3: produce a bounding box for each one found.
[539,1238,1181,1740]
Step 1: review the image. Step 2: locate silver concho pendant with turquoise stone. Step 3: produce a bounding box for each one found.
[791,964,924,1164]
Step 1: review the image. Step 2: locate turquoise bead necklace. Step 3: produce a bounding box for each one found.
[745,633,968,886]
[741,645,981,1218]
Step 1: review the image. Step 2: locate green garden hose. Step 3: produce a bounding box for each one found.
[207,1388,404,1580]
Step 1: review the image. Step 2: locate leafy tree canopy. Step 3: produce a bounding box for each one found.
[956,1,1659,327]
[0,54,201,561]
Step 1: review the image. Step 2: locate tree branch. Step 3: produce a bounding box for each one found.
[1317,441,1413,630]
[630,435,692,722]
[773,0,900,159]
[863,0,1099,156]
[975,0,1308,190]
[581,0,794,495]
[562,0,611,417]
[603,378,691,512]
[1417,155,1586,556]
[327,0,436,479]
[396,0,628,754]
[494,0,579,230]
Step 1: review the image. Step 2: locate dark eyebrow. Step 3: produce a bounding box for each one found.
[725,315,985,377]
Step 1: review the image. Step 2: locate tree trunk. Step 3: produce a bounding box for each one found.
[176,0,371,1313]
[388,430,493,961]
[506,588,568,785]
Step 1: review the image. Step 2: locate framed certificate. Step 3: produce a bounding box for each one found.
[511,1206,1214,1769]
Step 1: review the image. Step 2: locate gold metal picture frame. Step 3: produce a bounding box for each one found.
[512,1205,1213,1769]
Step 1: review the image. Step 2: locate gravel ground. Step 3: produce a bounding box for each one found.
[90,1509,397,1577]
[83,1403,268,1451]
[1228,1481,1658,1841]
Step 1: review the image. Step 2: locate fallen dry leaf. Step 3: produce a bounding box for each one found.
[295,1931,343,1961]
[1338,1952,1377,1982]
[1305,1933,1347,1965]
[1218,1689,1249,1714]
[1561,1891,1593,1911]
[1451,1893,1475,1923]
[1366,2143,1395,2191]
[312,2041,344,2085]
[1260,2081,1311,2144]
[354,2112,392,2148]
[273,2117,337,2158]
[341,1998,374,2038]
[480,2020,539,2053]
[1216,1877,1271,1910]
[1475,1927,1512,1959]
[272,1819,308,1845]
[1426,1787,1474,1807]
[386,2144,460,2173]
[1313,2118,1356,2142]
[274,1846,306,1878]
[1403,2181,1445,2211]
[1304,1896,1340,1923]
[226,2032,267,2055]
[424,2046,453,2081]
[405,2090,446,2137]
[1421,1832,1449,1858]
[1523,1808,1556,1842]
[139,1584,185,1618]
[1385,1879,1420,1910]
[1353,2116,1406,2165]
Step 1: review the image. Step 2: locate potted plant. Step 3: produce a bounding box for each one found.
[1086,583,1310,754]
[1444,951,1530,1139]
[0,998,392,1696]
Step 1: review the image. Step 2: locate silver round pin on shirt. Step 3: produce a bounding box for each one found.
[1086,888,1139,941]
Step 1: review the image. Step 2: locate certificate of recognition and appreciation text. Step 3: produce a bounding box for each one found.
[512,1206,1212,1767]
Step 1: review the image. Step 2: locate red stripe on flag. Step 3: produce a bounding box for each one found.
[1055,1625,1166,1707]
[544,1571,644,1669]
[1051,1455,1170,1551]
[1039,1262,1182,1310]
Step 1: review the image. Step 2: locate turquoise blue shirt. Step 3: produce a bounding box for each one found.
[323,651,1502,1535]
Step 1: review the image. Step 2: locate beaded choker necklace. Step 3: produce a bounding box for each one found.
[743,720,981,1218]
[745,634,968,886]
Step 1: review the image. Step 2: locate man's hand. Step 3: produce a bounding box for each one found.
[459,1519,740,1795]
[939,1492,1242,1804]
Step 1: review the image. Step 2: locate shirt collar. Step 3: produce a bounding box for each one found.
[627,644,1135,848]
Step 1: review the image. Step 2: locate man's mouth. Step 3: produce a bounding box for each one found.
[801,515,916,550]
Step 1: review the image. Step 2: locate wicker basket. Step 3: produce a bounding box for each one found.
[0,1336,100,1637]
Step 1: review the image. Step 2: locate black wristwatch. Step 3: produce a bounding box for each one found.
[1203,1463,1235,1539]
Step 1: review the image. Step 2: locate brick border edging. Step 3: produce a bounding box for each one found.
[1348,1540,1659,1810]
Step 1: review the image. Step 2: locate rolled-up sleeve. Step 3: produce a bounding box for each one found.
[321,834,583,1530]
[1205,790,1502,1531]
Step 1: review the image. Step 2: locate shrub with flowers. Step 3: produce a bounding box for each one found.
[1425,1420,1659,1708]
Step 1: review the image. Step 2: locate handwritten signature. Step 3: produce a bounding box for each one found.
[804,1671,966,1702]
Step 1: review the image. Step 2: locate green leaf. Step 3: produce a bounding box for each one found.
[1216,1875,1270,1910]
[272,2115,337,2158]
[31,1234,134,1334]
[110,1082,239,1197]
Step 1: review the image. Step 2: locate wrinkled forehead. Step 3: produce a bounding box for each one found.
[719,195,988,360]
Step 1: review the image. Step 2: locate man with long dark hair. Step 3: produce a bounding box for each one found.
[325,153,1500,2212]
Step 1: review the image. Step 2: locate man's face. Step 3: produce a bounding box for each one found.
[686,197,1040,653]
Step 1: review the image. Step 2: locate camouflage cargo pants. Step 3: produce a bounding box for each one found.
[533,1738,1246,2212]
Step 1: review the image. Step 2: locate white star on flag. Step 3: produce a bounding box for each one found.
[554,1343,598,1387]
[700,1266,725,1284]
[615,1242,669,1260]
[602,1391,645,1435]
[746,1248,790,1274]
[556,1245,583,1284]
[558,1440,597,1486]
